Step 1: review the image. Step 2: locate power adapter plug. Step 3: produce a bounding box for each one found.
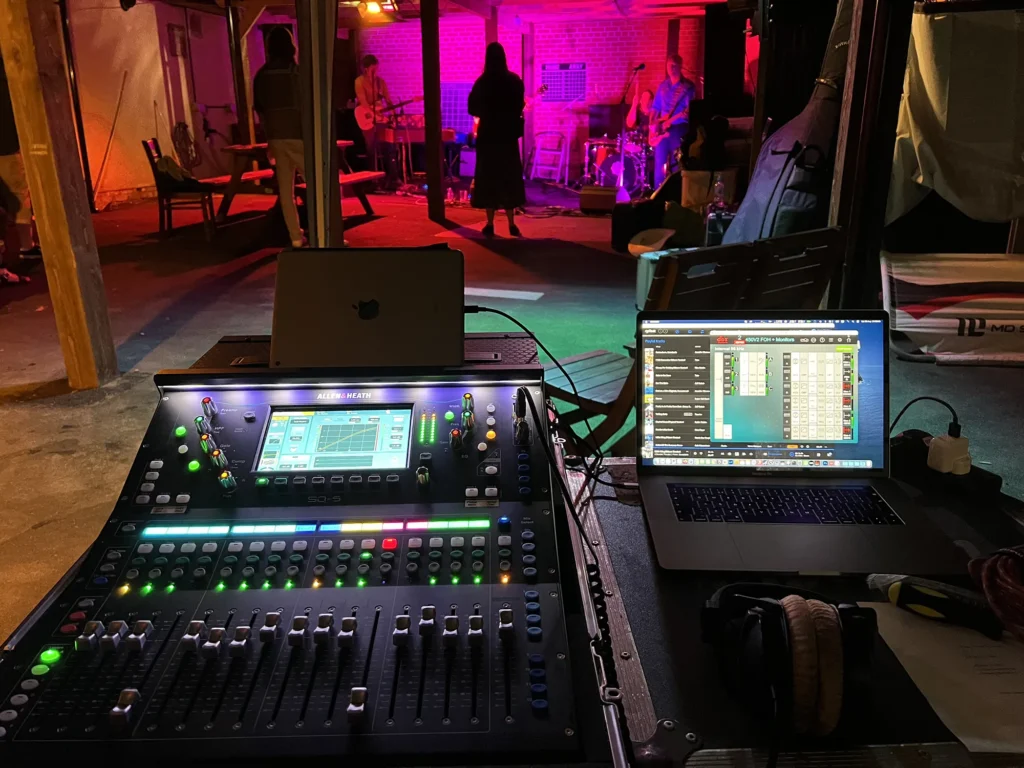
[926,434,972,475]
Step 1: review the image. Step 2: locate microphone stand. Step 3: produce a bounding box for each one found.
[615,68,642,202]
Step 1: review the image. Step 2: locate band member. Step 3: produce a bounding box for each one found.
[354,54,392,167]
[469,43,526,238]
[253,27,305,248]
[650,53,695,187]
[626,87,654,134]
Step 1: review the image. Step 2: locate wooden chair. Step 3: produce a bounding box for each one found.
[544,227,843,455]
[142,138,218,241]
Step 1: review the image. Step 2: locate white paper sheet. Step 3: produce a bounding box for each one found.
[866,601,1024,754]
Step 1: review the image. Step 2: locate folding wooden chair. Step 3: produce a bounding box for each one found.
[544,227,843,455]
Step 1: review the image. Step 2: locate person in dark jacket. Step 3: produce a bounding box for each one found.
[468,43,526,238]
[253,27,305,247]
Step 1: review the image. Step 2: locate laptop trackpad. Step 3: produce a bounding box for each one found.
[730,525,875,573]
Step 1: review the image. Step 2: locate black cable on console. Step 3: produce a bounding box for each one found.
[519,385,600,565]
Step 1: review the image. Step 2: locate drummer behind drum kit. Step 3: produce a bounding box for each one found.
[581,129,653,199]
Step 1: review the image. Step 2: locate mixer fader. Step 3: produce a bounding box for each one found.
[0,366,612,764]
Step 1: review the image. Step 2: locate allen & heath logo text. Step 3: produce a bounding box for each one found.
[316,392,372,400]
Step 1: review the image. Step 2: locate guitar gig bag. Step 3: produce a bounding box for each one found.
[722,0,853,244]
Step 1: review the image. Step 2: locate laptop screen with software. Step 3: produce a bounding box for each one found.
[638,315,887,472]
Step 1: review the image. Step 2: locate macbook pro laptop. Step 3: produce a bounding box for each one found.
[637,310,967,575]
[271,247,464,369]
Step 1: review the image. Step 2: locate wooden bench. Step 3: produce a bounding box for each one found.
[544,227,844,455]
[295,170,386,217]
[202,168,276,187]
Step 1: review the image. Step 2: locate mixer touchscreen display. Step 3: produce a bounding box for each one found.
[254,407,412,472]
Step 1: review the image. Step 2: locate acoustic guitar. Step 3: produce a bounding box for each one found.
[355,96,424,131]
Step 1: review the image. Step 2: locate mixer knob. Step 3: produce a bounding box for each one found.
[347,686,368,722]
[109,688,141,729]
[449,428,463,451]
[100,620,130,653]
[195,415,211,435]
[498,608,514,642]
[462,392,475,412]
[416,466,430,487]
[461,410,475,431]
[313,614,335,647]
[202,627,227,659]
[442,615,460,648]
[125,620,154,652]
[210,449,228,469]
[199,433,217,455]
[468,614,485,647]
[75,620,105,652]
[514,419,531,446]
[259,612,281,644]
[201,396,219,419]
[219,470,237,491]
[181,621,208,653]
[337,616,358,648]
[419,605,436,636]
[393,614,411,646]
[229,626,252,657]
[288,616,311,649]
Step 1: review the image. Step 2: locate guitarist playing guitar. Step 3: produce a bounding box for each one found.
[650,53,695,187]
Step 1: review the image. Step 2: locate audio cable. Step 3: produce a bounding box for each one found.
[464,305,638,493]
[518,385,600,566]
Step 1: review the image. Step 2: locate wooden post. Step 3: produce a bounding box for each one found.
[421,0,445,223]
[0,0,117,388]
[485,5,499,45]
[667,18,680,56]
[749,0,771,179]
[828,0,914,307]
[296,0,344,247]
[522,23,536,170]
[225,0,252,144]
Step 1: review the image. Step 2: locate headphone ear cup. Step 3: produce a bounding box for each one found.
[807,599,844,736]
[780,595,818,735]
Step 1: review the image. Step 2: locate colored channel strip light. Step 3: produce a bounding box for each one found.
[429,413,437,443]
[141,520,489,538]
[419,413,428,444]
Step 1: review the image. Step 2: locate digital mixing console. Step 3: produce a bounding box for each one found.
[0,365,612,764]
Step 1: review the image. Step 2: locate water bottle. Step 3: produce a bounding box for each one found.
[711,172,726,209]
[446,187,455,203]
[705,172,730,246]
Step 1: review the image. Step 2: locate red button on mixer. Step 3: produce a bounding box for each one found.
[60,623,79,634]
[69,611,87,621]
[382,538,398,551]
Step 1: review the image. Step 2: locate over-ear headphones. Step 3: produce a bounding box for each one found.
[701,584,877,737]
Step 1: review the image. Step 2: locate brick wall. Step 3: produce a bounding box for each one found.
[532,17,704,175]
[359,12,704,178]
[360,16,523,112]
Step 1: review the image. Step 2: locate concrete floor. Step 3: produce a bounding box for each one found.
[1,193,1022,641]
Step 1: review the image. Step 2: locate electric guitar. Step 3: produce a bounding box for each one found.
[649,111,688,148]
[355,96,424,131]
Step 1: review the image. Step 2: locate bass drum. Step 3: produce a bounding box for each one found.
[598,150,645,196]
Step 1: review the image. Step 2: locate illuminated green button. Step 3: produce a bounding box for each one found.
[444,410,455,422]
[187,460,201,473]
[30,664,50,676]
[39,649,61,665]
[359,551,373,561]
[175,425,188,438]
[256,477,269,487]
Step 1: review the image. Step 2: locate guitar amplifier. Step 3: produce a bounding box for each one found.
[579,185,618,214]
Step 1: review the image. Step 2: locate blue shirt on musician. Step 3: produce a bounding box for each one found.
[652,77,695,132]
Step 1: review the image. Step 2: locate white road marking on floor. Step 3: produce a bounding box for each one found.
[465,287,544,301]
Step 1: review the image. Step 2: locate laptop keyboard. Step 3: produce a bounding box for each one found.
[667,484,904,526]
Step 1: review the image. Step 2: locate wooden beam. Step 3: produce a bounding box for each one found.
[485,5,499,45]
[225,0,252,144]
[0,0,117,388]
[667,17,680,55]
[421,0,445,223]
[749,0,771,179]
[239,0,268,38]
[447,0,494,19]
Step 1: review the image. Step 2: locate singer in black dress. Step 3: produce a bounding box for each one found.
[468,43,526,237]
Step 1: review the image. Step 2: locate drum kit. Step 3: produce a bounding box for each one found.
[580,129,653,199]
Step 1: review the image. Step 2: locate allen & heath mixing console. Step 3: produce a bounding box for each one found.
[0,365,614,764]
